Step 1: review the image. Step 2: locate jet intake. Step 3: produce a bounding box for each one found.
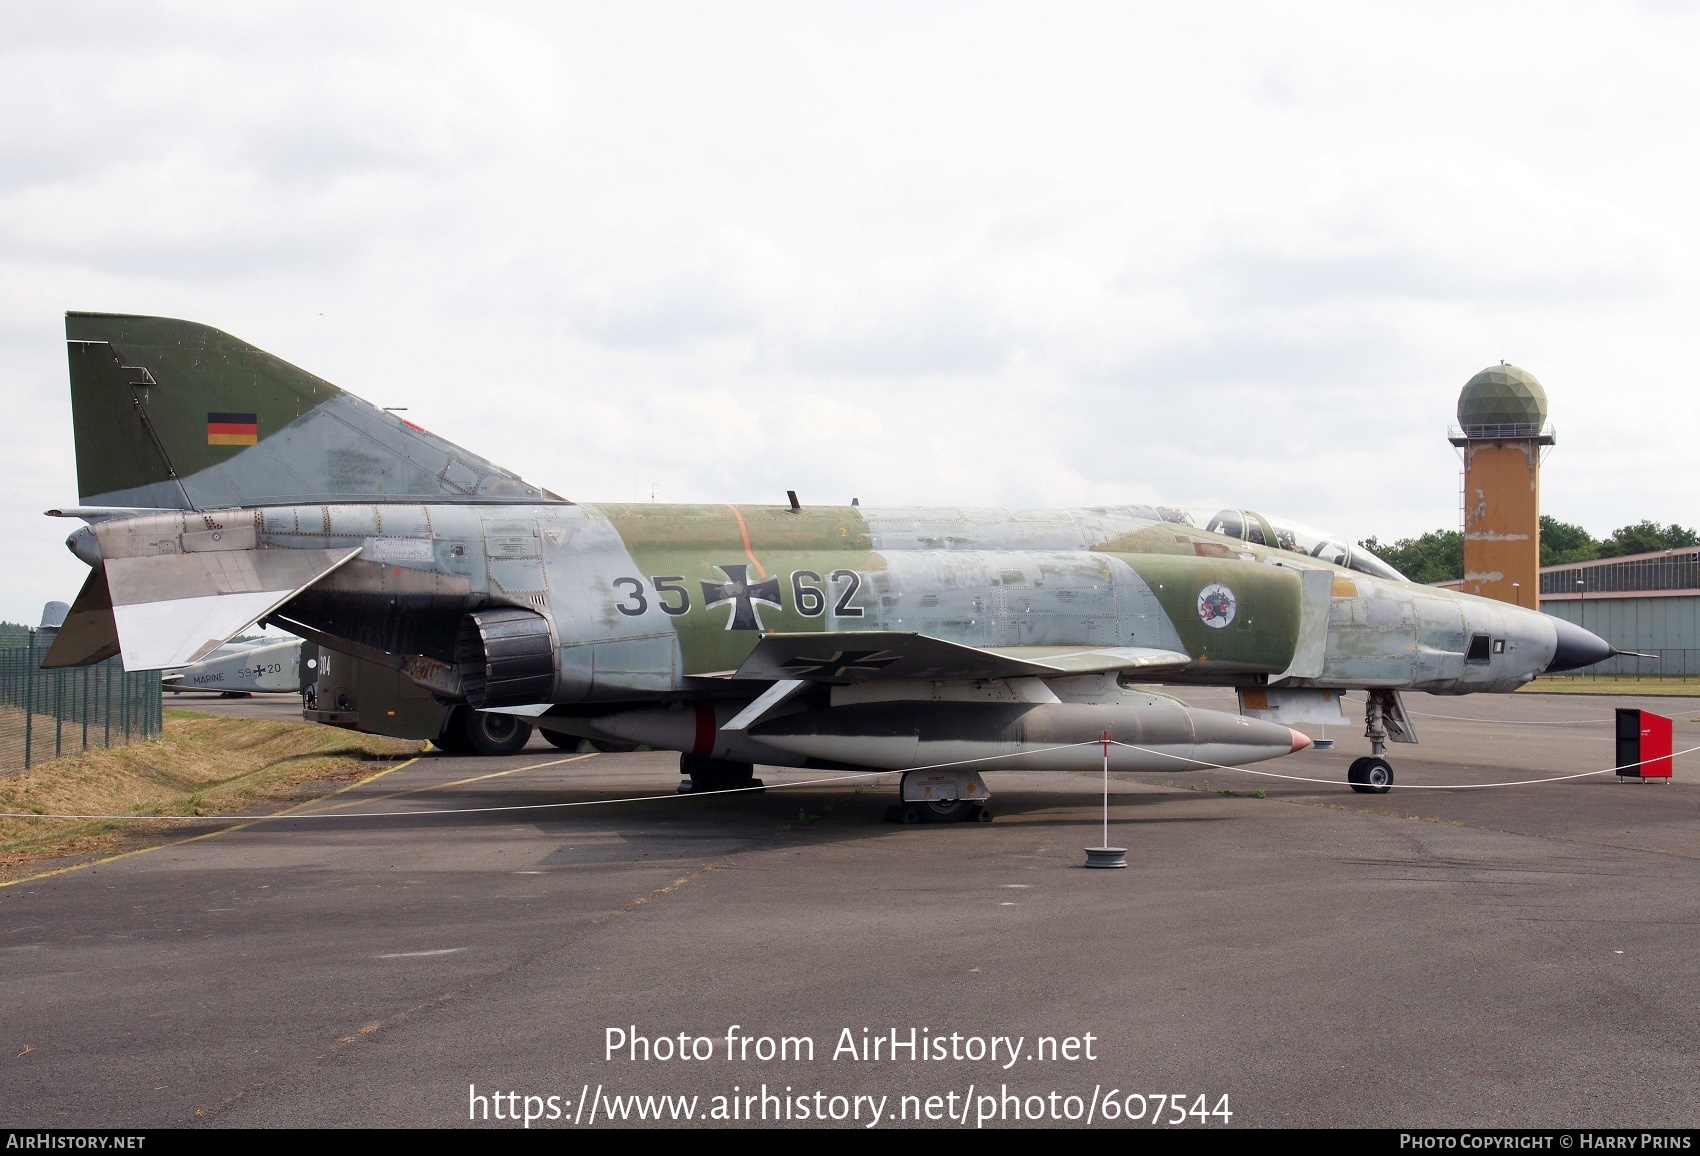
[454,607,554,707]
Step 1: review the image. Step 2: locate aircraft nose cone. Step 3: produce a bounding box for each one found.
[1288,728,1313,754]
[1545,615,1613,673]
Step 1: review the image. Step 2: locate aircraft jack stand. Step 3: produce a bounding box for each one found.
[677,754,763,794]
[1347,693,1395,794]
[884,769,994,824]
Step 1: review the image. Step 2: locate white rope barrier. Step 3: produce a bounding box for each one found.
[0,741,1128,822]
[1404,710,1604,725]
[1110,739,1699,790]
[2,733,1692,823]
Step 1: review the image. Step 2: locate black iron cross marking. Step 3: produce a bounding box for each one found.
[701,564,783,631]
[781,650,902,680]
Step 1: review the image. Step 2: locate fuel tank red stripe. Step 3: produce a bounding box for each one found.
[692,702,716,756]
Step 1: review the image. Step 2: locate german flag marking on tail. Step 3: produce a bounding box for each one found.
[206,412,258,446]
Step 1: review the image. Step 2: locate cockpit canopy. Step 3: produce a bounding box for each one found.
[1152,507,1408,582]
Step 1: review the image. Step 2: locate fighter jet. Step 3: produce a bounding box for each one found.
[42,313,1613,820]
[162,636,302,696]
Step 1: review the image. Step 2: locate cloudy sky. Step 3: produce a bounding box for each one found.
[3,1,1696,624]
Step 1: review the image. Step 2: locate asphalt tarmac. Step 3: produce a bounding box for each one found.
[3,690,1697,1129]
[160,690,306,721]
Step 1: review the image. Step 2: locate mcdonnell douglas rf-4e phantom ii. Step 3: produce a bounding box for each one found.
[43,314,1615,820]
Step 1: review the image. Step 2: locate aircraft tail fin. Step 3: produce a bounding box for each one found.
[65,312,561,510]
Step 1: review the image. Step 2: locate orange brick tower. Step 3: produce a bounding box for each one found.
[1449,364,1554,609]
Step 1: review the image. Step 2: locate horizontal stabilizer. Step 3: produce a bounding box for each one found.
[104,547,359,670]
[41,567,121,668]
[729,632,1191,684]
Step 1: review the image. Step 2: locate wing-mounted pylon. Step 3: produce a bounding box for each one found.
[714,632,1193,731]
[727,631,1192,684]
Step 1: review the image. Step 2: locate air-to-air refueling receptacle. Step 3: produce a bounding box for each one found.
[43,314,1615,819]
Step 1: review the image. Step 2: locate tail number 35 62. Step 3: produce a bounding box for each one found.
[611,569,863,618]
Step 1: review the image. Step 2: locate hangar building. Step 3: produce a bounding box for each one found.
[1538,548,1700,677]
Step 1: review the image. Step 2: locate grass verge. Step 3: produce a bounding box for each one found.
[1520,677,1700,697]
[0,710,423,880]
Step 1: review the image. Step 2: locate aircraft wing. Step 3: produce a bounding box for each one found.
[726,631,1191,683]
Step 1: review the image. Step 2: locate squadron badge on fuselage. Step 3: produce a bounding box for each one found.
[1197,583,1237,629]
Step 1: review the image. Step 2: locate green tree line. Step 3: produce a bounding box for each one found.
[1359,518,1700,585]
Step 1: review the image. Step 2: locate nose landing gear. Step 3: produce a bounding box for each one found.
[1349,692,1398,794]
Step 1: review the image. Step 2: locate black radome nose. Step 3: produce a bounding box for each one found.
[1544,616,1613,672]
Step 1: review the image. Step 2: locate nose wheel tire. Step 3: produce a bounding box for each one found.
[1347,756,1394,794]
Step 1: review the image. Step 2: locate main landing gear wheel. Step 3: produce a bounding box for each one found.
[1347,756,1394,794]
[528,731,640,754]
[541,730,581,751]
[440,707,533,756]
[431,723,470,754]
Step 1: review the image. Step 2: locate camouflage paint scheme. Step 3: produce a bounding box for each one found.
[64,497,1548,694]
[46,313,1608,780]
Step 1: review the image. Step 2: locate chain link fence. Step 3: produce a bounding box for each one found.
[0,630,162,776]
